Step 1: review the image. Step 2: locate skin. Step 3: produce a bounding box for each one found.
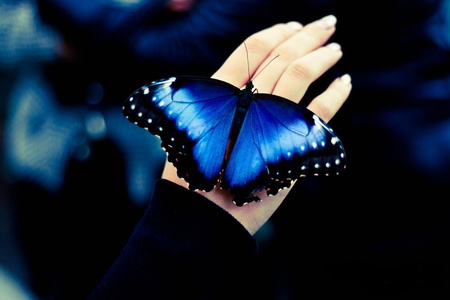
[162,15,352,235]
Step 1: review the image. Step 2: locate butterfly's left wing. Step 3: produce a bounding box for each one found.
[221,93,346,206]
[123,76,241,192]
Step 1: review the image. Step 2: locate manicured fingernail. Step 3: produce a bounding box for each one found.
[327,42,341,51]
[340,74,352,85]
[317,15,337,29]
[287,21,303,31]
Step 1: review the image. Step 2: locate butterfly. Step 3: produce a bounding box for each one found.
[122,75,346,206]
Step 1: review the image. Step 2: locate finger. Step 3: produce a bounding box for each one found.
[212,21,303,86]
[268,14,338,61]
[263,42,343,97]
[251,15,338,91]
[213,16,338,89]
[307,74,352,123]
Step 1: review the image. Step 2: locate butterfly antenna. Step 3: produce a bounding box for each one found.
[244,42,280,81]
[253,54,280,80]
[244,42,251,82]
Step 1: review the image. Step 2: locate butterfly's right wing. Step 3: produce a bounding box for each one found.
[122,76,240,192]
[222,93,346,205]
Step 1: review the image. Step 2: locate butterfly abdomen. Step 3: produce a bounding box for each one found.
[227,82,256,149]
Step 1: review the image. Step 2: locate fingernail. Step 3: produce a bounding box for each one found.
[340,74,352,85]
[317,15,337,29]
[327,42,341,51]
[287,21,303,31]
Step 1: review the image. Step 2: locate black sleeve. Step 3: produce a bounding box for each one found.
[88,179,258,299]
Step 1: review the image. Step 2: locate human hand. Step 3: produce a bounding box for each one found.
[162,15,352,235]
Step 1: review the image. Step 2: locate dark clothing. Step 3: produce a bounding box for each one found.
[88,179,257,299]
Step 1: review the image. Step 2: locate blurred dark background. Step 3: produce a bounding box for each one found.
[1,0,450,298]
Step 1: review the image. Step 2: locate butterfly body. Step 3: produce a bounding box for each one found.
[123,76,346,206]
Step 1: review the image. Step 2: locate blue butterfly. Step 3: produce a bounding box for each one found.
[123,76,346,206]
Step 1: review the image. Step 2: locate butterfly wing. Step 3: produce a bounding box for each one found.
[221,93,346,205]
[122,76,241,192]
